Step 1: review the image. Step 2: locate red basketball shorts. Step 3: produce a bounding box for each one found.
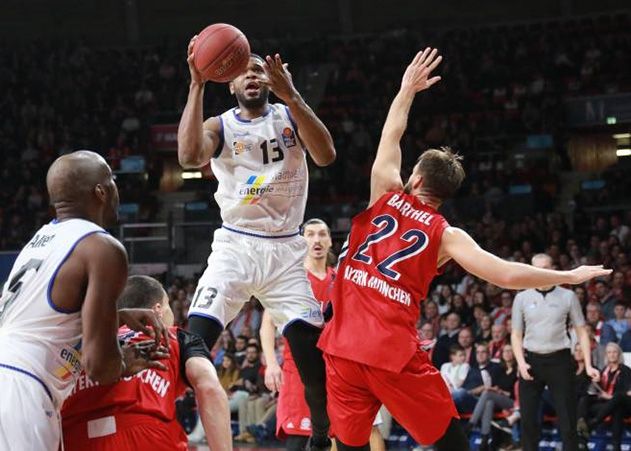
[323,350,458,446]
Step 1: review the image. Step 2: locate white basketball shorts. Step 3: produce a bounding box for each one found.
[0,365,61,451]
[188,225,324,332]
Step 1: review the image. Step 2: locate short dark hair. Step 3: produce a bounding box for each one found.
[117,275,166,310]
[301,218,331,236]
[449,344,465,355]
[236,335,248,342]
[246,343,260,353]
[414,147,465,201]
[250,53,265,63]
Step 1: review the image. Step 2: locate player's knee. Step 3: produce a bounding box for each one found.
[188,315,224,349]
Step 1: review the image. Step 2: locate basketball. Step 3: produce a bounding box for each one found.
[192,23,250,83]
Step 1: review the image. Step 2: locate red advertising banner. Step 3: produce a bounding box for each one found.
[151,124,178,151]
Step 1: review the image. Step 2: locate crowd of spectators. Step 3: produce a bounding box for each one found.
[1,13,630,250]
[2,10,631,448]
[162,206,631,448]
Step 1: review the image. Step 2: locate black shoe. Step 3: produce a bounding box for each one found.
[479,434,490,451]
[577,417,590,441]
[308,436,332,451]
[491,419,512,435]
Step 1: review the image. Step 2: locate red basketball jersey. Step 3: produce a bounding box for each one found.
[61,326,188,449]
[318,191,449,373]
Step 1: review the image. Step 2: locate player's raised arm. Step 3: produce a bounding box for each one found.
[369,48,442,208]
[441,227,612,289]
[262,54,336,167]
[178,36,223,169]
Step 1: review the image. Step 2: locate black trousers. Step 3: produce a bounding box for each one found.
[584,393,631,444]
[519,349,577,451]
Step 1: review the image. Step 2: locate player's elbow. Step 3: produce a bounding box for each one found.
[495,270,521,290]
[84,357,121,385]
[312,147,336,167]
[177,148,202,169]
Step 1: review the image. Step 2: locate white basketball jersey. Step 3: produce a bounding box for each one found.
[211,103,309,234]
[0,218,105,407]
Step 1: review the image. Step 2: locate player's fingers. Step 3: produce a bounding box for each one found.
[275,54,284,68]
[417,47,431,66]
[265,55,277,71]
[426,76,442,87]
[427,54,443,72]
[423,49,438,68]
[145,360,169,371]
[412,50,425,66]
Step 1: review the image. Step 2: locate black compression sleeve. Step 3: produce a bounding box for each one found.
[177,328,212,387]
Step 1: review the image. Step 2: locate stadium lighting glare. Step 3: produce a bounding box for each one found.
[607,116,617,124]
[613,133,631,139]
[182,171,203,179]
[617,148,631,157]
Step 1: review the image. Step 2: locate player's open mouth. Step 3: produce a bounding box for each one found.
[313,245,323,252]
[245,82,260,95]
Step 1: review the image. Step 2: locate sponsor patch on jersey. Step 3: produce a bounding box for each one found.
[233,140,254,155]
[281,127,296,148]
[240,175,270,205]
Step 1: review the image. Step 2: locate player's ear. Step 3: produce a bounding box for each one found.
[154,302,163,319]
[94,184,106,202]
[229,81,235,95]
[412,174,423,191]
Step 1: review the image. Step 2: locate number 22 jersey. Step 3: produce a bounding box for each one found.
[318,191,449,373]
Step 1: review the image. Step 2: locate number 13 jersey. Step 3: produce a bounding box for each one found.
[318,191,449,373]
[212,104,308,234]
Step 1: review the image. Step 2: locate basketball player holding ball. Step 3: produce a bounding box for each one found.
[178,25,336,450]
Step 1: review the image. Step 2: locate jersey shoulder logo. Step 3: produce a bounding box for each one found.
[281,127,297,148]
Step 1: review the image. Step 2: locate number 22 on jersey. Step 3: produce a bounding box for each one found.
[352,215,429,281]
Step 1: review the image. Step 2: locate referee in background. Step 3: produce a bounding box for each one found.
[511,254,601,451]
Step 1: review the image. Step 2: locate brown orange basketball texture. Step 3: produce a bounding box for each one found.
[193,24,250,83]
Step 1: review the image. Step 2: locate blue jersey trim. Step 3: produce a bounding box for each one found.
[47,230,107,314]
[0,363,53,402]
[213,116,225,159]
[232,106,271,123]
[188,312,225,328]
[222,224,299,239]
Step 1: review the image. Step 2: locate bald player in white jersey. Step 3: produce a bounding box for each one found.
[0,151,168,450]
[178,40,336,449]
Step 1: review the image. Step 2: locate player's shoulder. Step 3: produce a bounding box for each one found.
[78,232,126,256]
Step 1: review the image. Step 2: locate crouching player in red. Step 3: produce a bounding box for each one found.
[318,48,612,451]
[61,276,232,451]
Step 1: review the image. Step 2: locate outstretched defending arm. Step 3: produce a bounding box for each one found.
[261,54,336,167]
[177,36,223,168]
[441,227,612,289]
[369,48,442,207]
